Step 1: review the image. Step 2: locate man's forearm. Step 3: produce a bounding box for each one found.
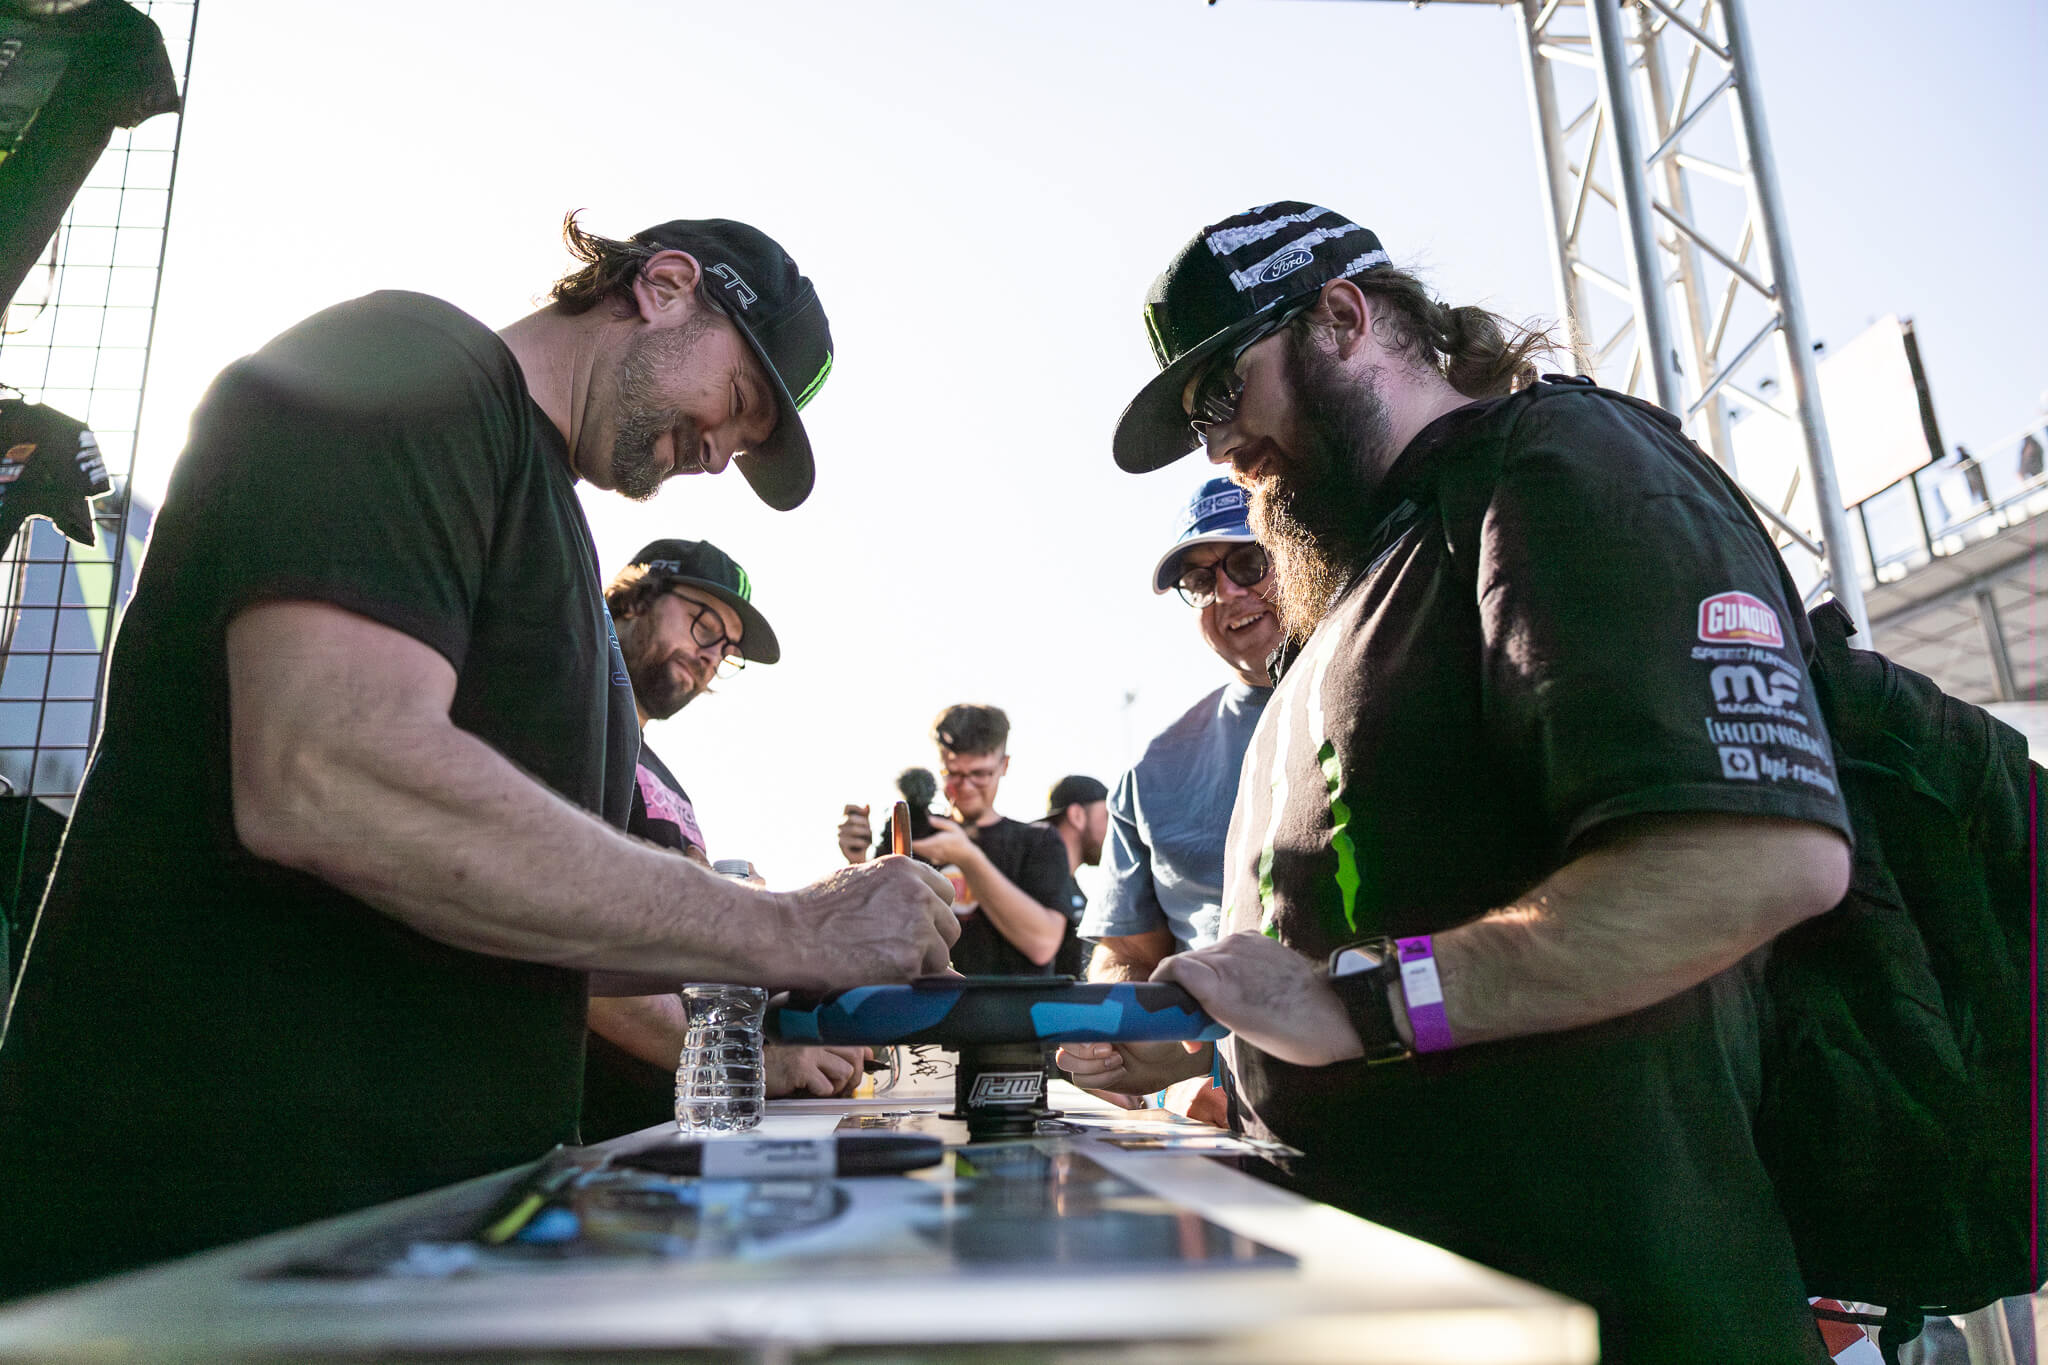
[234,692,799,984]
[589,993,688,1069]
[1088,927,1176,983]
[956,846,1066,966]
[229,601,955,992]
[1158,816,1851,1071]
[1409,815,1851,1048]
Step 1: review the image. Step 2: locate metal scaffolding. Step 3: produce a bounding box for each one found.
[1357,0,1869,635]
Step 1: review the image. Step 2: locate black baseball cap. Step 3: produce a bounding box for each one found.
[1044,774,1108,821]
[621,538,780,664]
[1113,202,1391,474]
[634,218,833,512]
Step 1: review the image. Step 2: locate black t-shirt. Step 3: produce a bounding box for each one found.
[897,815,1070,977]
[1220,382,1849,1363]
[1034,824,1091,978]
[0,0,179,309]
[582,739,704,1143]
[0,292,639,1298]
[626,741,707,857]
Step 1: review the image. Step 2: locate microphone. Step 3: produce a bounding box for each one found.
[895,767,937,841]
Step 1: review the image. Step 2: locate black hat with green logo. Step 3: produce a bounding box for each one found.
[634,218,833,512]
[1113,202,1390,475]
[622,538,780,664]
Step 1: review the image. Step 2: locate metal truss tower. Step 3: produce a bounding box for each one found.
[1358,0,1869,636]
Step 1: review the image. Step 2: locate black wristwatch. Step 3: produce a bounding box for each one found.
[1324,938,1412,1065]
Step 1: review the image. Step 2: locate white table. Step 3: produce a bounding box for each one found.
[0,1086,1597,1363]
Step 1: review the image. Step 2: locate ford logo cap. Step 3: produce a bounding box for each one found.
[1113,202,1390,475]
[1150,475,1257,593]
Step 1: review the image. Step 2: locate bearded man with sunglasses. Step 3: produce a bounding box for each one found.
[1103,203,1854,1363]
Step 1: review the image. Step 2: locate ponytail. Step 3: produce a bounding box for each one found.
[1315,267,1559,400]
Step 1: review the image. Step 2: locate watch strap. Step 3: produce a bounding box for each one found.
[1324,937,1412,1065]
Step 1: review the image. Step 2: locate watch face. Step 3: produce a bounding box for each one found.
[1332,945,1388,976]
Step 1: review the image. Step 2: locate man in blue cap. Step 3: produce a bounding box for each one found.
[1073,477,1277,978]
[1061,477,1278,1120]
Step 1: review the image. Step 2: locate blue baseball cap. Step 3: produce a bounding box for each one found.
[1151,476,1256,593]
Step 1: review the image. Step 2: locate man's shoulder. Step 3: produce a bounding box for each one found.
[982,815,1066,860]
[235,291,523,418]
[1510,376,1683,434]
[1137,683,1253,772]
[1494,381,1704,481]
[1420,380,1738,525]
[985,813,1055,843]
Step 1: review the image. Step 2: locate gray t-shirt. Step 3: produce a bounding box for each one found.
[1082,680,1271,950]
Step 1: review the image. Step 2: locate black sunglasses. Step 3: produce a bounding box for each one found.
[1185,299,1315,436]
[1175,542,1271,608]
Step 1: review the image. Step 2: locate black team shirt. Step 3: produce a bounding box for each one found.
[1220,382,1851,1364]
[0,292,639,1298]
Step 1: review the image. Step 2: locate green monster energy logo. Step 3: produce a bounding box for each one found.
[1252,636,1364,939]
[1142,304,1169,367]
[1252,742,1361,939]
[732,564,752,602]
[1255,799,1279,937]
[794,352,832,410]
[1319,739,1362,934]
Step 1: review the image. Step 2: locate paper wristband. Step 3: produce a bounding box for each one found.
[1394,935,1455,1054]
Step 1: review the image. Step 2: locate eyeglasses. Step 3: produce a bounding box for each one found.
[940,764,1004,788]
[1175,542,1271,608]
[672,592,746,678]
[1186,300,1315,437]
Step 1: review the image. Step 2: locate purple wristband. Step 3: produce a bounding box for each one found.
[1395,935,1455,1054]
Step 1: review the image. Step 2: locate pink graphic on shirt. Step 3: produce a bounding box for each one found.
[636,764,706,853]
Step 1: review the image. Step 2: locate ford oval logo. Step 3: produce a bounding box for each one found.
[1258,247,1314,283]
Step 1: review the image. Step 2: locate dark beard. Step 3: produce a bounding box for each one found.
[622,628,703,722]
[610,314,714,502]
[629,665,699,721]
[1249,331,1397,642]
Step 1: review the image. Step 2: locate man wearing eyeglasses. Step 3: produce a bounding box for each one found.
[1079,477,1275,985]
[837,704,1073,976]
[0,215,957,1300]
[1059,477,1274,1114]
[1099,201,1853,1361]
[581,539,871,1139]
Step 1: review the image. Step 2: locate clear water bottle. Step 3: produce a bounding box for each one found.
[674,858,768,1133]
[674,984,768,1133]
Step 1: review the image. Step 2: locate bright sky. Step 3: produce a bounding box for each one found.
[133,0,2048,894]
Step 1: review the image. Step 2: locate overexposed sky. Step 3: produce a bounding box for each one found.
[133,0,2048,892]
